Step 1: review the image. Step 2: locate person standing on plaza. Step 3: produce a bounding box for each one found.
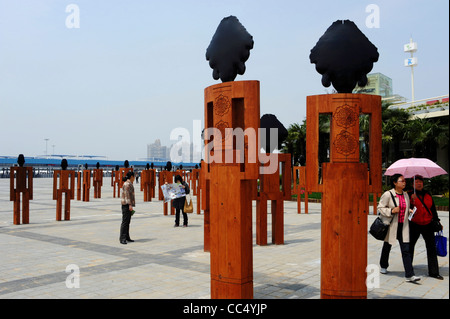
[120,171,135,244]
[173,174,190,227]
[377,174,420,282]
[408,175,444,280]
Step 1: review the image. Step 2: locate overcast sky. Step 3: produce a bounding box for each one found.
[1,0,448,161]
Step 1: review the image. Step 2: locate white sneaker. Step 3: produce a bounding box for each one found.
[406,276,421,282]
[380,268,388,274]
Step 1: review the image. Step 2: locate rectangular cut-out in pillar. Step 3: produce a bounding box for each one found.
[306,94,382,194]
[204,80,260,299]
[305,94,382,299]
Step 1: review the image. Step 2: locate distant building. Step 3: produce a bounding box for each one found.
[147,139,169,162]
[353,72,393,98]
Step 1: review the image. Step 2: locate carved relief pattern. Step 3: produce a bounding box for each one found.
[333,130,358,156]
[216,120,230,141]
[335,104,358,129]
[214,94,231,116]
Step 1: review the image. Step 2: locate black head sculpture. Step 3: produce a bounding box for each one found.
[61,159,68,170]
[115,165,119,171]
[166,161,172,172]
[146,163,150,170]
[151,163,154,170]
[206,15,254,82]
[96,162,100,169]
[309,20,379,93]
[124,160,129,168]
[17,154,25,167]
[84,163,88,170]
[260,114,288,153]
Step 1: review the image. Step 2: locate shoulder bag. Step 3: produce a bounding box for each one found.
[369,192,396,241]
[184,194,194,213]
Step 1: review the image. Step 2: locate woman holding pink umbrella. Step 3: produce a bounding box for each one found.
[377,174,419,282]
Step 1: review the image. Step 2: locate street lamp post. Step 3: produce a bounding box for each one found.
[404,38,418,106]
[44,138,49,158]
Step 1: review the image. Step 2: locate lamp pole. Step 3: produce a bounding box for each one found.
[44,138,49,158]
[404,38,418,106]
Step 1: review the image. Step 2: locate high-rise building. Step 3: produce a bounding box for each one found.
[353,72,393,98]
[147,139,168,161]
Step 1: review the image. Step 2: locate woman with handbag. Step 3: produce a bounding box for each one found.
[377,174,420,282]
[408,175,444,280]
[173,174,190,227]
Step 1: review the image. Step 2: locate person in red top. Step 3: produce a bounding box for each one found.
[408,175,443,280]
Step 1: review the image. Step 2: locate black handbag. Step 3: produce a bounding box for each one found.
[369,192,396,241]
[369,217,390,240]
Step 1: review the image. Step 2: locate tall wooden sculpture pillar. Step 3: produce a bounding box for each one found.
[293,166,308,214]
[111,166,121,198]
[256,153,291,245]
[141,165,156,202]
[10,155,33,225]
[204,80,260,299]
[53,160,75,221]
[82,167,91,202]
[306,93,382,299]
[93,163,103,199]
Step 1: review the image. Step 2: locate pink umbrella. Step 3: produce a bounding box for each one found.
[385,157,447,178]
[385,158,448,193]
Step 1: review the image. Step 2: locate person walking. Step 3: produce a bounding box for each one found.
[173,174,190,227]
[377,174,420,282]
[120,171,135,244]
[408,175,444,280]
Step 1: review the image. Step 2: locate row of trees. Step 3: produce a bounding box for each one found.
[282,102,449,170]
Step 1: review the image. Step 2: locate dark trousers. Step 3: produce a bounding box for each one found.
[410,221,440,277]
[175,207,188,226]
[379,223,415,278]
[120,205,132,241]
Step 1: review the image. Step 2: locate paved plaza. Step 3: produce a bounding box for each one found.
[0,178,448,300]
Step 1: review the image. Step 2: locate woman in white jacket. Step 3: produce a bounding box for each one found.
[377,174,420,282]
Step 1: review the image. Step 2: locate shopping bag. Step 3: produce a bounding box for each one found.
[435,231,447,257]
[184,195,193,213]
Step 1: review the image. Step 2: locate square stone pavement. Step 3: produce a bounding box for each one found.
[0,178,448,299]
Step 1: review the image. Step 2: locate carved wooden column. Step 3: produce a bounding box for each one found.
[111,167,121,198]
[141,169,155,202]
[293,166,308,214]
[256,153,291,245]
[53,169,75,221]
[82,169,91,202]
[306,93,382,299]
[93,168,103,199]
[10,165,33,225]
[204,80,260,299]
